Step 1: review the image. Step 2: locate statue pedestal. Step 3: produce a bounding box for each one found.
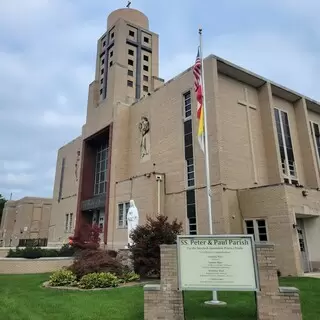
[116,248,134,272]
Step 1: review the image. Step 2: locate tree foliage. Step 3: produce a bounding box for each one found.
[129,214,183,278]
[68,223,101,250]
[68,249,124,279]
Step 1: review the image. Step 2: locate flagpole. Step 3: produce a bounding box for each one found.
[199,28,226,306]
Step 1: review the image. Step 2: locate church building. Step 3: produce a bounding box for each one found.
[48,7,320,277]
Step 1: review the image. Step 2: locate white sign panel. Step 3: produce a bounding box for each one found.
[177,235,260,291]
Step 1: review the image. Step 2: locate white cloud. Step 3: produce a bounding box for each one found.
[40,110,85,128]
[0,173,35,187]
[3,161,33,172]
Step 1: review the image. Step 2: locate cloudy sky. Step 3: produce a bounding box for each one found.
[0,0,319,200]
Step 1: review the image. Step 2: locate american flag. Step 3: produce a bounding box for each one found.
[193,47,204,152]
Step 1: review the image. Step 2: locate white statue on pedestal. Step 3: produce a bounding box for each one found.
[126,199,139,247]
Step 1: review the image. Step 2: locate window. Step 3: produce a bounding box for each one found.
[100,89,103,95]
[118,202,130,228]
[310,121,320,168]
[110,51,113,57]
[94,142,108,195]
[245,219,268,242]
[143,55,149,62]
[143,75,149,82]
[186,190,197,235]
[100,78,103,84]
[109,61,113,67]
[129,30,135,37]
[143,65,149,72]
[274,108,297,184]
[101,59,105,65]
[127,80,133,87]
[128,59,134,66]
[111,32,114,39]
[128,70,134,76]
[144,36,149,43]
[65,214,69,232]
[101,69,104,75]
[183,91,191,119]
[69,213,73,232]
[184,120,193,159]
[128,49,134,56]
[102,41,106,47]
[143,85,148,92]
[186,158,195,187]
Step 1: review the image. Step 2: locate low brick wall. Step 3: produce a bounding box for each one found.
[0,248,9,258]
[0,257,73,274]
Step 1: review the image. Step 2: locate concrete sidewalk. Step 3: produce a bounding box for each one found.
[302,272,320,278]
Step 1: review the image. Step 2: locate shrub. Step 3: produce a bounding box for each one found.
[69,223,101,250]
[129,214,183,277]
[106,249,118,258]
[49,269,77,287]
[21,246,43,259]
[78,272,120,289]
[59,244,76,257]
[68,249,124,279]
[120,271,140,283]
[6,246,75,259]
[7,248,23,258]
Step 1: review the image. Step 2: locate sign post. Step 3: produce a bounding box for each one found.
[177,235,260,292]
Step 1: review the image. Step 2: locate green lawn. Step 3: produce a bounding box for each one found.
[0,274,319,320]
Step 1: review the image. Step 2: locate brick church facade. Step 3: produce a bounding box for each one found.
[47,7,320,277]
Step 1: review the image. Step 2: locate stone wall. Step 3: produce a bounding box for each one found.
[0,257,73,274]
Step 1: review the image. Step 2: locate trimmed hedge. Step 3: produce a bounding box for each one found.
[6,244,76,259]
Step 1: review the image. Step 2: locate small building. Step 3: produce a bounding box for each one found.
[48,7,320,276]
[0,197,52,247]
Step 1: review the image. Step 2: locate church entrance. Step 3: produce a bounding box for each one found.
[296,218,310,273]
[92,208,105,233]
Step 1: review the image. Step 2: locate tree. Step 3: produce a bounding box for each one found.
[129,214,183,278]
[68,223,101,250]
[0,194,7,227]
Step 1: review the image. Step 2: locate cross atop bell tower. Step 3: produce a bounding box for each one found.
[94,7,161,106]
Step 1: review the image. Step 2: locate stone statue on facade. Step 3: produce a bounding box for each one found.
[126,199,139,246]
[75,150,81,181]
[139,116,150,160]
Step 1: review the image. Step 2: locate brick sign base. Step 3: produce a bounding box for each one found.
[144,243,302,320]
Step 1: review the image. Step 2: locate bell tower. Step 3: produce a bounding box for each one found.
[94,7,161,105]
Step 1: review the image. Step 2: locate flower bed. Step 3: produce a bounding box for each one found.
[45,269,140,290]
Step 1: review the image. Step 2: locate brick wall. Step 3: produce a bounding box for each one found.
[0,257,73,274]
[144,245,184,320]
[256,243,302,320]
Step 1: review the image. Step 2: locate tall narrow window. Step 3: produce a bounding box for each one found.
[65,214,69,232]
[94,142,108,195]
[310,121,320,168]
[186,190,197,235]
[183,90,197,234]
[186,158,195,187]
[69,213,73,232]
[274,108,297,184]
[183,91,192,119]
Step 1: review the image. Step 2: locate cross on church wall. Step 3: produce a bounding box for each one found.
[237,87,258,184]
